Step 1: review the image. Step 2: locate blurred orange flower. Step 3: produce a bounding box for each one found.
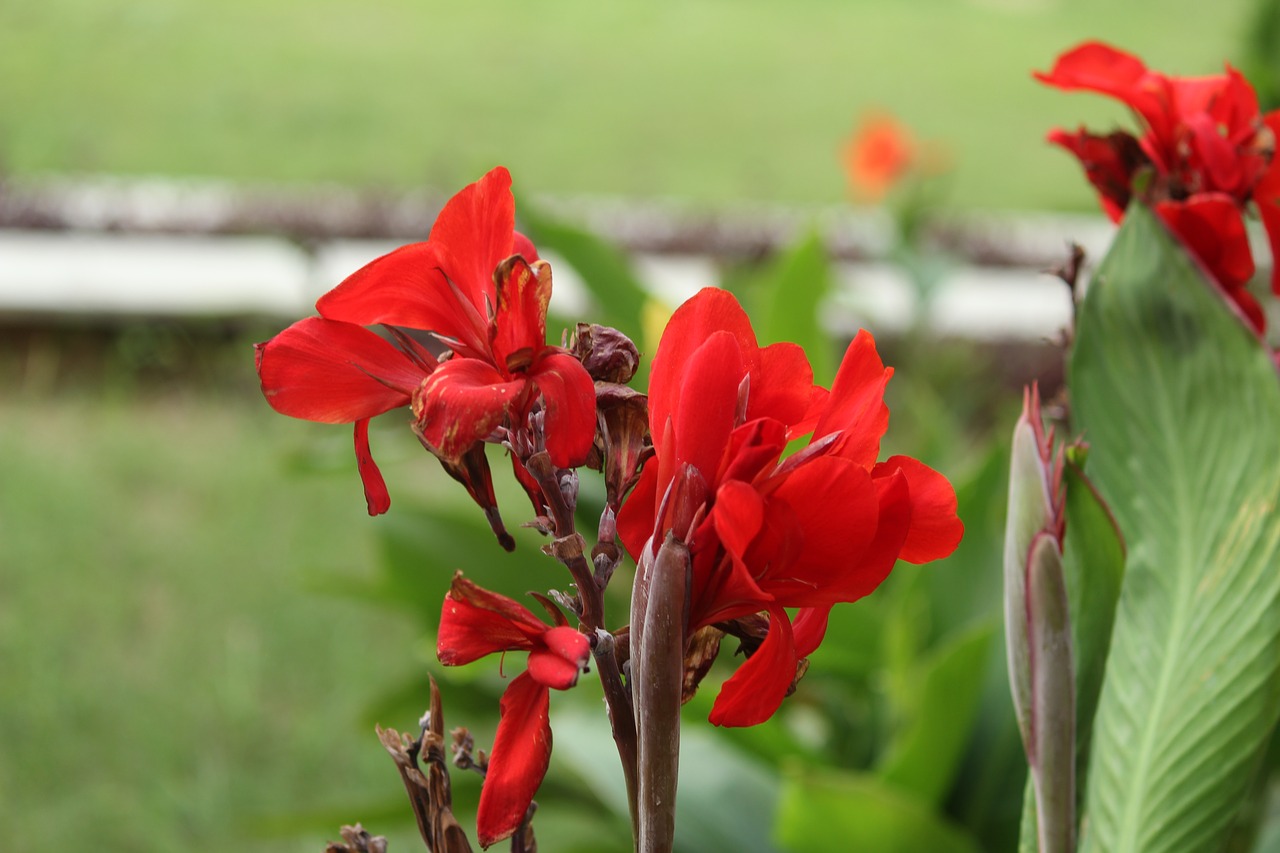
[842,111,917,201]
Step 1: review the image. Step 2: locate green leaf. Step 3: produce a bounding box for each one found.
[877,622,994,806]
[775,768,982,853]
[1070,205,1280,853]
[517,197,650,343]
[1060,459,1125,784]
[749,230,836,384]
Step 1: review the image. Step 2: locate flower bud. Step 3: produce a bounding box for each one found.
[571,323,640,384]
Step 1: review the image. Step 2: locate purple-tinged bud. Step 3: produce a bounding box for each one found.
[571,323,641,384]
[596,383,652,510]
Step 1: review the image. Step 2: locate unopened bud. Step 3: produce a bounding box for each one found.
[572,323,641,384]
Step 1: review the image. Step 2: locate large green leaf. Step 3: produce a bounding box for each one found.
[775,768,982,853]
[1070,205,1280,853]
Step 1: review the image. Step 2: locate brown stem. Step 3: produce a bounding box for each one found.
[525,449,640,846]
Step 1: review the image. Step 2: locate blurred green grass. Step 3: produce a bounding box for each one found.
[0,0,1255,211]
[0,372,437,850]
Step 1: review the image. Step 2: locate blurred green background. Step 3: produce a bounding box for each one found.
[0,0,1267,850]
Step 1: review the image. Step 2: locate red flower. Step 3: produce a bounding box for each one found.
[256,168,596,533]
[1036,41,1280,330]
[437,573,590,848]
[616,288,963,727]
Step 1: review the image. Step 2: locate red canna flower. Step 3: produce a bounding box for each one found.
[436,573,590,848]
[256,168,596,538]
[1036,41,1280,330]
[616,288,963,727]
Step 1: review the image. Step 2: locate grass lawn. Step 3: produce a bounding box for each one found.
[0,0,1258,211]
[0,372,437,851]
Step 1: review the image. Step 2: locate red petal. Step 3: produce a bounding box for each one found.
[1034,42,1174,153]
[718,418,789,486]
[477,671,552,848]
[694,480,771,627]
[315,242,491,358]
[416,358,525,462]
[813,329,891,467]
[256,317,422,423]
[1254,112,1280,296]
[491,256,552,370]
[616,458,659,562]
[526,625,590,690]
[758,455,881,605]
[648,288,757,451]
[1045,128,1143,221]
[669,331,744,485]
[512,230,540,262]
[1155,195,1255,289]
[752,341,816,427]
[708,605,796,727]
[429,167,518,317]
[353,419,390,516]
[858,466,914,583]
[437,576,548,665]
[792,605,832,658]
[873,455,963,564]
[529,350,597,469]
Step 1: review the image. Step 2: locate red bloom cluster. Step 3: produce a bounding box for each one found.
[1036,41,1280,329]
[436,574,590,847]
[256,168,595,538]
[616,288,963,727]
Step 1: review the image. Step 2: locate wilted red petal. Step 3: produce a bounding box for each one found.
[437,443,515,552]
[416,358,524,462]
[491,256,552,370]
[315,243,490,357]
[813,330,891,467]
[526,625,590,690]
[257,316,422,424]
[528,350,598,469]
[476,671,551,848]
[1045,128,1144,221]
[873,455,963,564]
[353,418,390,516]
[708,605,797,727]
[429,166,518,317]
